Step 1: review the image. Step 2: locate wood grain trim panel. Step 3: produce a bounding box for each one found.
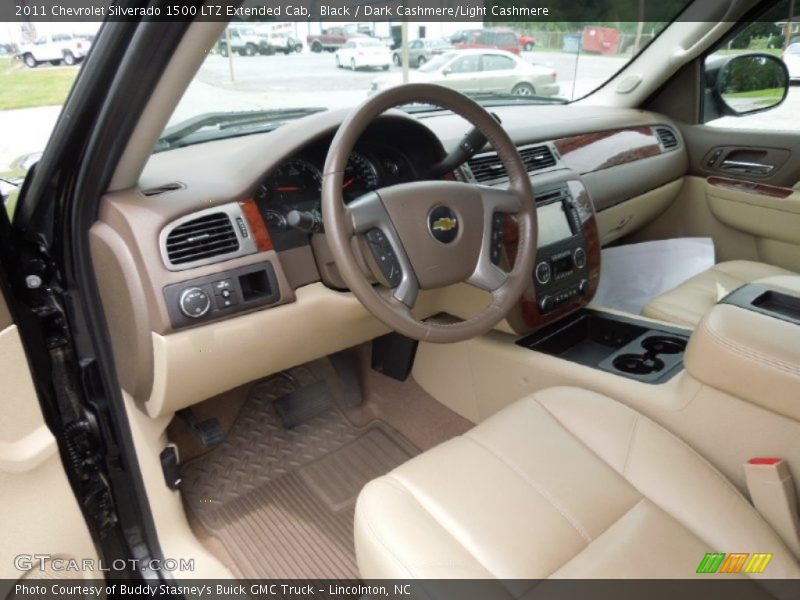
[707,177,793,199]
[554,126,662,174]
[239,198,274,252]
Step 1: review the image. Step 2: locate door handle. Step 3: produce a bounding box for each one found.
[721,159,774,175]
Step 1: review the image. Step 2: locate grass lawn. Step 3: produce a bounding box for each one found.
[0,57,78,110]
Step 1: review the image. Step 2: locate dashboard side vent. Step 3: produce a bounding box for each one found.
[468,144,557,183]
[654,127,679,151]
[165,212,239,266]
[143,182,185,196]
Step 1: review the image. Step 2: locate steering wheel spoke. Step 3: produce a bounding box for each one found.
[467,186,522,292]
[346,192,420,308]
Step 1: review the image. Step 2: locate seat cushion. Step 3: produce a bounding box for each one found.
[642,260,794,327]
[354,387,800,580]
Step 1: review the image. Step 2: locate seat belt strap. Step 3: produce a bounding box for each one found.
[744,458,800,559]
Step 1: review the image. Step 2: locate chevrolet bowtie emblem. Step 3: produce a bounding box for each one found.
[432,217,458,232]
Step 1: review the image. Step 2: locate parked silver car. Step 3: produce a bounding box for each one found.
[392,38,453,68]
[372,49,559,96]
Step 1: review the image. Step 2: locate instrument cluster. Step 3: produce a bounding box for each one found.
[256,143,416,251]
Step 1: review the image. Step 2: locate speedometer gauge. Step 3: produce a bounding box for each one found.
[263,159,322,208]
[343,152,379,201]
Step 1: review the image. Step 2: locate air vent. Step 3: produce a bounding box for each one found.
[520,145,557,172]
[165,212,239,266]
[467,144,556,183]
[467,153,506,183]
[142,182,185,196]
[654,127,679,151]
[535,186,569,204]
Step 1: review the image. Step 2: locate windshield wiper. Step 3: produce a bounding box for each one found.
[469,93,568,106]
[155,108,326,151]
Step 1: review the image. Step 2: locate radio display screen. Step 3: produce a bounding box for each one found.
[537,202,573,248]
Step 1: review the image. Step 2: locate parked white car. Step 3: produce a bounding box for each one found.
[782,43,800,80]
[18,33,92,68]
[370,49,559,97]
[335,38,392,71]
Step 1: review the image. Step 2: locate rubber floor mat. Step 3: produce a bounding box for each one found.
[180,365,418,579]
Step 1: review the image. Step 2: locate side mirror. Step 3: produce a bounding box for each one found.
[714,53,789,116]
[442,68,451,76]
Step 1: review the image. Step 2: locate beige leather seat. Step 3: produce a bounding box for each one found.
[642,260,794,327]
[355,387,800,580]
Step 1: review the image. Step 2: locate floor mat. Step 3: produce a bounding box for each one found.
[180,364,418,579]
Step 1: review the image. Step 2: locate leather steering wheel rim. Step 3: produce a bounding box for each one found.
[322,83,537,343]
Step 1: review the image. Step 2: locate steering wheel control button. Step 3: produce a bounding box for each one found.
[179,287,212,318]
[490,213,505,265]
[535,261,552,285]
[428,205,459,244]
[573,247,587,269]
[366,228,402,287]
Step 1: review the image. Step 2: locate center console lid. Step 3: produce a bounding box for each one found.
[685,275,800,422]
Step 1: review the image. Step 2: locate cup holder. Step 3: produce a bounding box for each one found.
[613,353,666,375]
[641,335,687,355]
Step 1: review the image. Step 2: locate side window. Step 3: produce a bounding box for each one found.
[410,40,422,49]
[483,55,515,71]
[703,0,794,131]
[450,55,480,73]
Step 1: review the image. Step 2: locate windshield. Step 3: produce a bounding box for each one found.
[162,18,684,150]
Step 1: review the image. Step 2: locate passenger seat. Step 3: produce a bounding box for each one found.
[642,260,795,327]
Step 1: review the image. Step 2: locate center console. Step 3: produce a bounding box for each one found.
[505,178,601,333]
[517,309,691,384]
[532,183,591,314]
[684,276,800,422]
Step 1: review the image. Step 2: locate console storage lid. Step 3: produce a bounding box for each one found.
[685,276,800,422]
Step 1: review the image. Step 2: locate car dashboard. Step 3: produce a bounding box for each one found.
[92,103,687,415]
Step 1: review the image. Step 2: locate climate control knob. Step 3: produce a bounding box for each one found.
[179,287,211,319]
[539,295,555,313]
[535,261,552,285]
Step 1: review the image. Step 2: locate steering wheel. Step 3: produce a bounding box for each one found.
[322,84,537,343]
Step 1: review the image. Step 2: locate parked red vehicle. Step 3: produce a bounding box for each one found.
[307,27,365,53]
[450,28,521,55]
[582,26,622,56]
[519,33,537,51]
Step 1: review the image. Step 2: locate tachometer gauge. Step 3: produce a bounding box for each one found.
[343,152,379,201]
[263,159,322,208]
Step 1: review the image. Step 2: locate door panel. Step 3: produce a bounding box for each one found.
[682,125,800,188]
[0,293,98,580]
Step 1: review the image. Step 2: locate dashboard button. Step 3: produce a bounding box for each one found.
[535,261,552,285]
[179,287,211,318]
[573,247,587,269]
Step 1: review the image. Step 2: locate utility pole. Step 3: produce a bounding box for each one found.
[634,0,645,54]
[402,21,409,84]
[225,26,235,83]
[786,0,796,50]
